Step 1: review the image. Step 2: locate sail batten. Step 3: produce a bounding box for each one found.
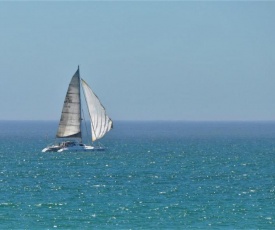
[56,69,82,139]
[81,79,113,142]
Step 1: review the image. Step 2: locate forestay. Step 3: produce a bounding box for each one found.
[81,79,113,141]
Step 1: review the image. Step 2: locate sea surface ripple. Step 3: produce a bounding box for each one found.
[0,121,274,229]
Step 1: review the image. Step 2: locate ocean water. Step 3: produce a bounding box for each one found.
[0,121,274,229]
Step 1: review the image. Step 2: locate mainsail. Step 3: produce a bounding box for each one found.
[56,68,82,138]
[81,79,113,141]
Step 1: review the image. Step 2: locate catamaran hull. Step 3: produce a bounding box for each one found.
[42,146,62,152]
[42,145,105,153]
[57,146,105,152]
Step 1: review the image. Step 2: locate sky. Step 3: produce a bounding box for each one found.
[0,2,275,121]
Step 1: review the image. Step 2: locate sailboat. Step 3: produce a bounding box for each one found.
[42,66,113,152]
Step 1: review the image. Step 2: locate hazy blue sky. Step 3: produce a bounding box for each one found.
[0,2,275,121]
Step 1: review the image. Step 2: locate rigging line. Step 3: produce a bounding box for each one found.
[77,67,82,142]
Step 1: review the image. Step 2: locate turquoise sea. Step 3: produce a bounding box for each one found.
[0,121,274,229]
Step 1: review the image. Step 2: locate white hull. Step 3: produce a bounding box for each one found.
[42,141,105,153]
[57,145,104,152]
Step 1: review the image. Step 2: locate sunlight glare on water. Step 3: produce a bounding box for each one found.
[0,121,274,229]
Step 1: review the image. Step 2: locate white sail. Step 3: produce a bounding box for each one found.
[56,68,82,138]
[81,79,113,141]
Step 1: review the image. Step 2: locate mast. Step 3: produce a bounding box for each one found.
[78,65,82,142]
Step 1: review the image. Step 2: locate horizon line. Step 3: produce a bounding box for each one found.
[1,119,275,123]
